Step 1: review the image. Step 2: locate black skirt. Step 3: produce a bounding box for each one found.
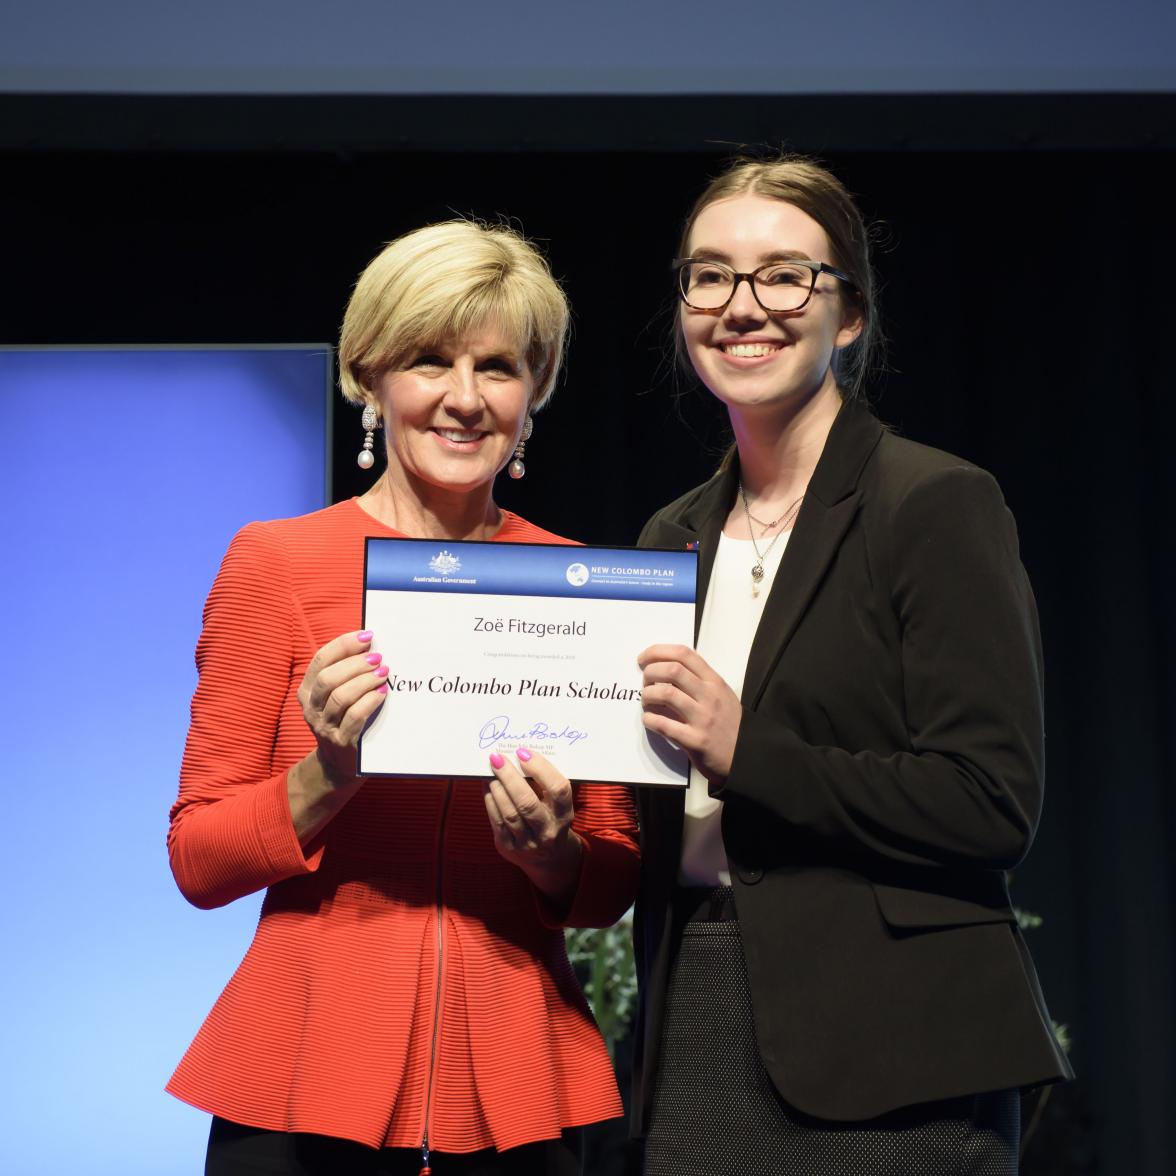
[206,1118,582,1176]
[643,886,1019,1176]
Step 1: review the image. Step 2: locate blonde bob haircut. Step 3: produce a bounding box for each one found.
[339,220,570,411]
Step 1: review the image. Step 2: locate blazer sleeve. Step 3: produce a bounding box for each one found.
[717,464,1045,871]
[167,522,322,909]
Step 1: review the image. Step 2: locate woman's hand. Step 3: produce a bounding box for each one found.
[484,748,583,907]
[286,630,388,844]
[639,643,742,783]
[297,629,389,783]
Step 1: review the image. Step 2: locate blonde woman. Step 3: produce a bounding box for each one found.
[167,222,639,1176]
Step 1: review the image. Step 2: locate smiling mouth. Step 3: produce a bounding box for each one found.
[720,342,783,358]
[433,427,487,444]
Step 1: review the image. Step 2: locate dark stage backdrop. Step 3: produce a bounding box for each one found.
[1,132,1172,1176]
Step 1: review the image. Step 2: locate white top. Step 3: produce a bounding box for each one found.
[679,529,790,886]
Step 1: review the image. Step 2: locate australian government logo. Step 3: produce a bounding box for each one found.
[429,550,462,576]
[412,549,476,586]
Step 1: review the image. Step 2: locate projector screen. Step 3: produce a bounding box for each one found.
[1,0,1173,94]
[0,346,331,1176]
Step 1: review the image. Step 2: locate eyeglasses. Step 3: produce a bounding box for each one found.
[673,258,855,313]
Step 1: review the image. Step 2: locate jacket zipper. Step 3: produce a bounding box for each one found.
[419,779,454,1176]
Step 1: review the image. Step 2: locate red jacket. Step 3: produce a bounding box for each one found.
[167,499,640,1153]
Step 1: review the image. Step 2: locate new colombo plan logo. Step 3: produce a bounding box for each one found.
[428,550,462,576]
[565,562,590,587]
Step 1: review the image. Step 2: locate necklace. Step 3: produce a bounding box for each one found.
[744,504,791,530]
[739,483,805,591]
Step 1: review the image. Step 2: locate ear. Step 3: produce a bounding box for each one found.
[357,368,383,407]
[834,301,864,351]
[524,360,544,413]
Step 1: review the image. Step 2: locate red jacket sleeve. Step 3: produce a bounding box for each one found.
[167,523,322,909]
[556,781,640,929]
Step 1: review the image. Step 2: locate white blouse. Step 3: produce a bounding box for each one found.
[679,529,790,887]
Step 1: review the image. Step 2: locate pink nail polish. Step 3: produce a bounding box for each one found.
[357,630,373,642]
[489,752,505,769]
[376,683,389,695]
[373,664,389,678]
[516,747,533,763]
[365,652,383,665]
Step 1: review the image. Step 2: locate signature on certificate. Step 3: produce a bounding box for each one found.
[478,715,589,750]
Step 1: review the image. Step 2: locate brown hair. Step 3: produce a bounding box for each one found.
[339,220,569,411]
[676,154,882,401]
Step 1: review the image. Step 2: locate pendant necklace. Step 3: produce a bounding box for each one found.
[739,482,805,593]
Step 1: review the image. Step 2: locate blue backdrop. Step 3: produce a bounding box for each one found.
[0,347,330,1175]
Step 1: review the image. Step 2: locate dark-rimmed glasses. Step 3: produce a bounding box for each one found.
[673,258,854,313]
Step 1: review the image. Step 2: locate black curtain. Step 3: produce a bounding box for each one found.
[3,125,1171,1176]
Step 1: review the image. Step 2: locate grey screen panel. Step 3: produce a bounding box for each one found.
[2,0,1174,94]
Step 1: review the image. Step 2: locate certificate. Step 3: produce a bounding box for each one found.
[357,538,697,787]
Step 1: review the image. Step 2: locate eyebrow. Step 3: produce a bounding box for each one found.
[688,247,816,264]
[469,347,527,375]
[412,341,524,365]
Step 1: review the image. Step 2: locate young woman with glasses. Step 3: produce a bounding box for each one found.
[631,156,1071,1176]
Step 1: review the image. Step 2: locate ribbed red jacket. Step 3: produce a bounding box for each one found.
[166,499,640,1154]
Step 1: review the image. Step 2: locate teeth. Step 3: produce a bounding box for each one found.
[437,429,482,442]
[724,343,780,358]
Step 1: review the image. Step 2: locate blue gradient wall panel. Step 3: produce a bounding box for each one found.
[0,347,330,1175]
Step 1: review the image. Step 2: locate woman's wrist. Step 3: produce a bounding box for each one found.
[288,749,362,845]
[313,741,356,790]
[522,828,584,906]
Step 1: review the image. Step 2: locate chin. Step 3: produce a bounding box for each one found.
[434,471,497,495]
[715,372,832,413]
[709,383,793,411]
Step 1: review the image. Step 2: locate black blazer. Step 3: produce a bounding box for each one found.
[631,399,1072,1130]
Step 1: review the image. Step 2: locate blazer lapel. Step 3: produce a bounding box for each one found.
[644,469,735,643]
[636,469,737,855]
[742,402,884,709]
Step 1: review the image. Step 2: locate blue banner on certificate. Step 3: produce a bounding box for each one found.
[357,538,697,787]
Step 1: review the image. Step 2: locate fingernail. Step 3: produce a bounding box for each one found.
[489,752,505,769]
[373,664,389,678]
[365,652,383,665]
[357,630,373,642]
[377,683,389,695]
[516,747,533,762]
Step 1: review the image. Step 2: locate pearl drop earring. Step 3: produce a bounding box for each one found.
[508,416,534,480]
[357,404,379,470]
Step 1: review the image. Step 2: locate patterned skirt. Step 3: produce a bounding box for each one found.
[643,887,1019,1176]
